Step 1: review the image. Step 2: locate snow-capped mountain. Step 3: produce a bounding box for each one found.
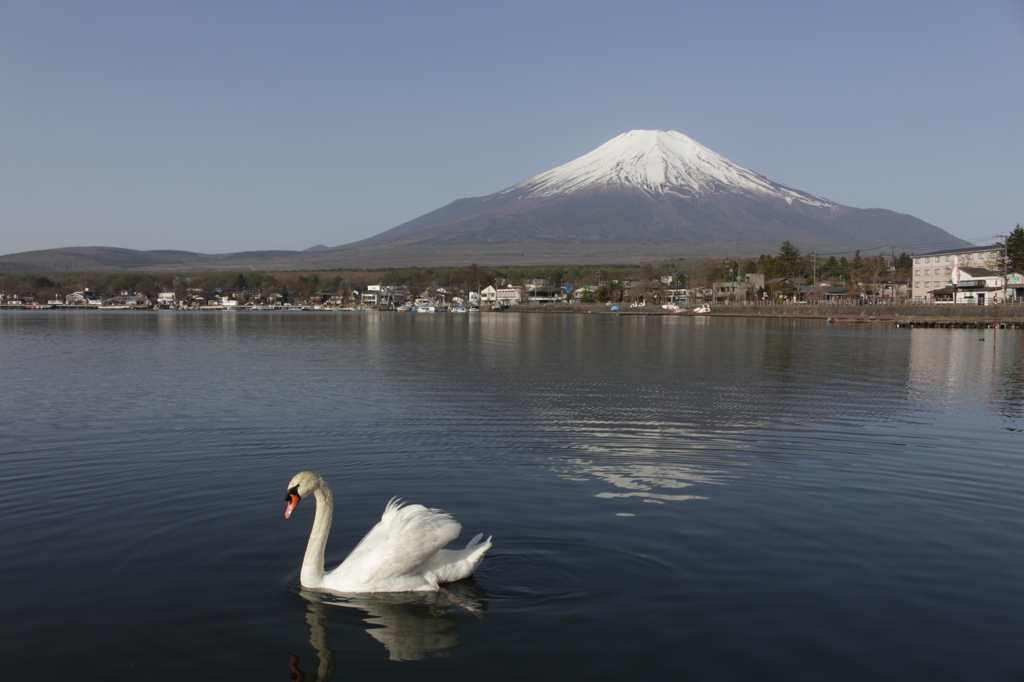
[500,129,832,209]
[0,130,968,272]
[337,130,967,263]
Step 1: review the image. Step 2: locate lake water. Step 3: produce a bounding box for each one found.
[1,310,1022,680]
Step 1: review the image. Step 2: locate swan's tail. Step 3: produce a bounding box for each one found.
[465,532,492,551]
[425,533,493,585]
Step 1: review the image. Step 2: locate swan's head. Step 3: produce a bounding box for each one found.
[284,471,323,519]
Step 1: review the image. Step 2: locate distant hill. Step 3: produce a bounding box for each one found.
[0,247,200,273]
[0,246,310,273]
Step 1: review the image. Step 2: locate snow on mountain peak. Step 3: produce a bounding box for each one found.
[502,129,833,209]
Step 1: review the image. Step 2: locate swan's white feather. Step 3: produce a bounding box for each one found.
[287,472,492,593]
[326,498,461,590]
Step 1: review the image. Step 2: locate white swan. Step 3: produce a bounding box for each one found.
[284,471,492,593]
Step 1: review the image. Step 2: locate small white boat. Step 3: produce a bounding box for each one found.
[693,304,711,314]
[662,304,686,313]
[451,307,468,313]
[413,305,436,313]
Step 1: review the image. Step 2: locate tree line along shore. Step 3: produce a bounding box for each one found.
[0,243,919,305]
[3,234,1023,320]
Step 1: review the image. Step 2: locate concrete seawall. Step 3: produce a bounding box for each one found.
[520,302,1024,324]
[698,303,1024,323]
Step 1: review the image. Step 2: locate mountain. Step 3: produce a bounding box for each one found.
[331,130,968,263]
[0,130,970,272]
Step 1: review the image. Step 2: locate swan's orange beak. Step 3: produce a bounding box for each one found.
[285,492,301,519]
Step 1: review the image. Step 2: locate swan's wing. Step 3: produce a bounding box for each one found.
[336,498,461,585]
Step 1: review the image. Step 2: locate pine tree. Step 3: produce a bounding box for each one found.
[1004,224,1024,272]
[778,240,801,263]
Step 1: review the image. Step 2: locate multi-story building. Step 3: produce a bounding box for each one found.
[480,284,523,306]
[911,244,1001,302]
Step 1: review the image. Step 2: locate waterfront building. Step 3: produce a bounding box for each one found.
[911,244,1002,302]
[480,284,523,306]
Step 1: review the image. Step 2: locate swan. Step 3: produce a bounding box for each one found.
[284,471,492,593]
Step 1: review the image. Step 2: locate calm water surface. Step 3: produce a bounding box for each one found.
[1,311,1022,680]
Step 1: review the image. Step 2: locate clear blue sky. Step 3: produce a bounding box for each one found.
[2,0,1022,256]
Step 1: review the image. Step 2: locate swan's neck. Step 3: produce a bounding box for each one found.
[301,481,333,588]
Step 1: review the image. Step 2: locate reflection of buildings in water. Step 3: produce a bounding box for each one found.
[908,330,998,403]
[290,582,487,676]
[908,329,1024,419]
[910,330,981,391]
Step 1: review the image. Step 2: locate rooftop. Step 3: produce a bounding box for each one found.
[917,243,1001,257]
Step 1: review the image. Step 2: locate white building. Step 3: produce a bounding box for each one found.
[570,286,599,302]
[481,285,523,306]
[362,285,406,307]
[66,289,106,306]
[929,267,1024,304]
[911,244,1002,302]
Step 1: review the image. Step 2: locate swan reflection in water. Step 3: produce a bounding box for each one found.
[288,580,488,678]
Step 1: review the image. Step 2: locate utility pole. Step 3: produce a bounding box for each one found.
[995,233,1009,303]
[889,246,896,302]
